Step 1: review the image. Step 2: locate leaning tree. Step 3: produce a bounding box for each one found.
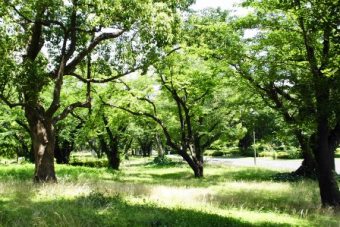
[105,51,235,177]
[189,3,340,206]
[239,0,340,207]
[0,0,193,182]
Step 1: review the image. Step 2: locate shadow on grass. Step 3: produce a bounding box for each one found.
[0,192,292,227]
[112,167,281,188]
[0,163,281,187]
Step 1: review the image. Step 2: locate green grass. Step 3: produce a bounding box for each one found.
[0,157,339,226]
[336,148,340,158]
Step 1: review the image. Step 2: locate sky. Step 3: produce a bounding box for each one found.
[190,0,249,16]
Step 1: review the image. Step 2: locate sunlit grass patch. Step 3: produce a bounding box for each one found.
[0,158,339,226]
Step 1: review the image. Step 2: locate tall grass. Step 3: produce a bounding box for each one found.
[0,158,339,226]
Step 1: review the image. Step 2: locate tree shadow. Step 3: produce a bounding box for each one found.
[0,192,293,227]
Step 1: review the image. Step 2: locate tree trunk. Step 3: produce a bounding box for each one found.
[54,135,73,164]
[293,150,317,178]
[123,138,133,160]
[99,134,119,168]
[26,107,56,182]
[313,76,340,206]
[98,134,109,157]
[156,134,165,157]
[89,139,102,158]
[139,139,153,157]
[179,150,203,178]
[314,121,340,206]
[102,115,121,170]
[107,148,120,170]
[293,133,317,177]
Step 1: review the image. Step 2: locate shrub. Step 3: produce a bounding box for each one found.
[209,151,225,157]
[205,147,240,157]
[152,155,174,166]
[69,159,108,168]
[258,151,273,158]
[276,152,290,159]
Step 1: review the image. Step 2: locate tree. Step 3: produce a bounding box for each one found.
[238,0,340,207]
[187,4,340,205]
[0,0,193,182]
[105,51,231,177]
[186,8,317,176]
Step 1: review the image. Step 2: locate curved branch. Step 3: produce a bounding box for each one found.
[53,101,90,123]
[0,94,26,108]
[64,29,125,74]
[69,65,142,83]
[69,47,181,84]
[102,101,180,151]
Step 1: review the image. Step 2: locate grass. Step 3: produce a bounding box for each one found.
[0,157,339,226]
[336,148,340,158]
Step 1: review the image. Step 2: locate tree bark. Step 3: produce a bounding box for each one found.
[102,115,120,170]
[139,139,153,157]
[179,150,203,178]
[99,133,119,168]
[314,123,340,206]
[25,106,56,182]
[313,76,340,206]
[293,133,317,177]
[54,135,73,164]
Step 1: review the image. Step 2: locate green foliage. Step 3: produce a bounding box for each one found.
[205,147,240,157]
[336,148,340,158]
[151,155,176,166]
[205,150,225,157]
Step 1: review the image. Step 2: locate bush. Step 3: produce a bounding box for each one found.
[335,148,340,158]
[205,147,240,157]
[239,148,255,157]
[210,151,225,157]
[69,159,108,168]
[152,155,175,166]
[275,152,290,159]
[258,151,273,158]
[258,149,301,160]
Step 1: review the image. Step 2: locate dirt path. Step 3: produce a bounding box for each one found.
[204,156,340,174]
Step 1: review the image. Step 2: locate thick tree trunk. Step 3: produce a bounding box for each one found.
[102,116,121,170]
[293,150,317,178]
[179,150,203,178]
[26,108,57,182]
[54,135,73,164]
[313,75,340,206]
[107,148,120,170]
[139,139,153,157]
[314,121,340,206]
[99,134,119,168]
[293,133,317,177]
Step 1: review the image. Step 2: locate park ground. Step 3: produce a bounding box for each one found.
[0,155,340,227]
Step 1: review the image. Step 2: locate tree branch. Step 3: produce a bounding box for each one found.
[118,80,158,115]
[53,101,90,123]
[64,29,125,74]
[68,47,181,84]
[15,120,30,133]
[102,101,180,151]
[46,55,66,117]
[65,2,78,61]
[0,94,26,108]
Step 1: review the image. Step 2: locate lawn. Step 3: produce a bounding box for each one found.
[0,157,339,226]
